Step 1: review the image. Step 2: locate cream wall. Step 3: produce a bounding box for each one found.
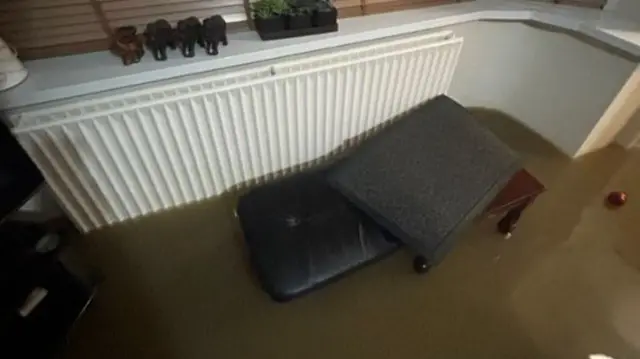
[447,21,637,156]
[606,0,640,23]
[616,106,640,149]
[577,66,640,155]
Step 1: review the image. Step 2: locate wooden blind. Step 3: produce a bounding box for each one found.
[0,0,247,59]
[101,0,247,32]
[335,0,468,18]
[0,0,108,59]
[526,0,607,9]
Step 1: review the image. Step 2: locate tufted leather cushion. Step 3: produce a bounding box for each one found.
[327,95,520,263]
[237,171,399,302]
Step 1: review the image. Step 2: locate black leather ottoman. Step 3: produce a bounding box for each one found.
[237,171,400,302]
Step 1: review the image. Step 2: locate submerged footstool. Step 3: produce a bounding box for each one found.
[238,95,521,301]
[237,171,399,302]
[328,95,520,268]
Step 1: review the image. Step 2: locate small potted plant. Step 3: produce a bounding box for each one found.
[313,0,337,27]
[287,0,313,30]
[252,0,290,34]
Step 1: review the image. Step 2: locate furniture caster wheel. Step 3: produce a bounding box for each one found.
[413,256,431,274]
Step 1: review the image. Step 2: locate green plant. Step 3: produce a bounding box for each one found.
[271,0,291,14]
[251,2,272,19]
[316,0,333,10]
[251,0,291,18]
[288,0,313,14]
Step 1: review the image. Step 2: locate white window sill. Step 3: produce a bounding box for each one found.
[1,0,638,110]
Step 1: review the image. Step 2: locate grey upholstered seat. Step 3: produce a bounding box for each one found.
[328,95,520,263]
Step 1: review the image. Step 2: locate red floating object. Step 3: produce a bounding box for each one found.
[607,191,628,207]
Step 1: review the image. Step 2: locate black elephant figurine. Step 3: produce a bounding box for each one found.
[144,19,175,61]
[177,17,203,57]
[202,15,227,56]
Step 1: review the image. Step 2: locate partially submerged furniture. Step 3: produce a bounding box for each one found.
[237,171,400,301]
[486,169,545,239]
[237,95,543,302]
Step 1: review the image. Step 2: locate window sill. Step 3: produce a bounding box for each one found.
[1,0,638,110]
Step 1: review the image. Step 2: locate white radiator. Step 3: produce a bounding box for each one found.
[10,31,463,232]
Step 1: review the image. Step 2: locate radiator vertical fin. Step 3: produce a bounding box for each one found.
[11,33,463,232]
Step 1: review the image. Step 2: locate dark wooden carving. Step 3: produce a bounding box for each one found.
[111,26,144,66]
[176,17,203,58]
[144,19,175,61]
[202,15,228,56]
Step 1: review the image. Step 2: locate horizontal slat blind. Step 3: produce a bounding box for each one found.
[336,0,467,17]
[525,0,607,9]
[0,0,109,59]
[334,0,363,17]
[364,0,468,15]
[101,0,247,34]
[0,0,247,59]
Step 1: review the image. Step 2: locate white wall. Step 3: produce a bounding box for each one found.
[605,0,640,23]
[447,21,636,156]
[576,64,640,155]
[615,104,640,149]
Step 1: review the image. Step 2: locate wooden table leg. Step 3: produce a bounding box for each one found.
[496,200,531,239]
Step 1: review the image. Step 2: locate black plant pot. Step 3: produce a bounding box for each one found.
[313,6,337,27]
[287,13,312,30]
[254,16,286,33]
